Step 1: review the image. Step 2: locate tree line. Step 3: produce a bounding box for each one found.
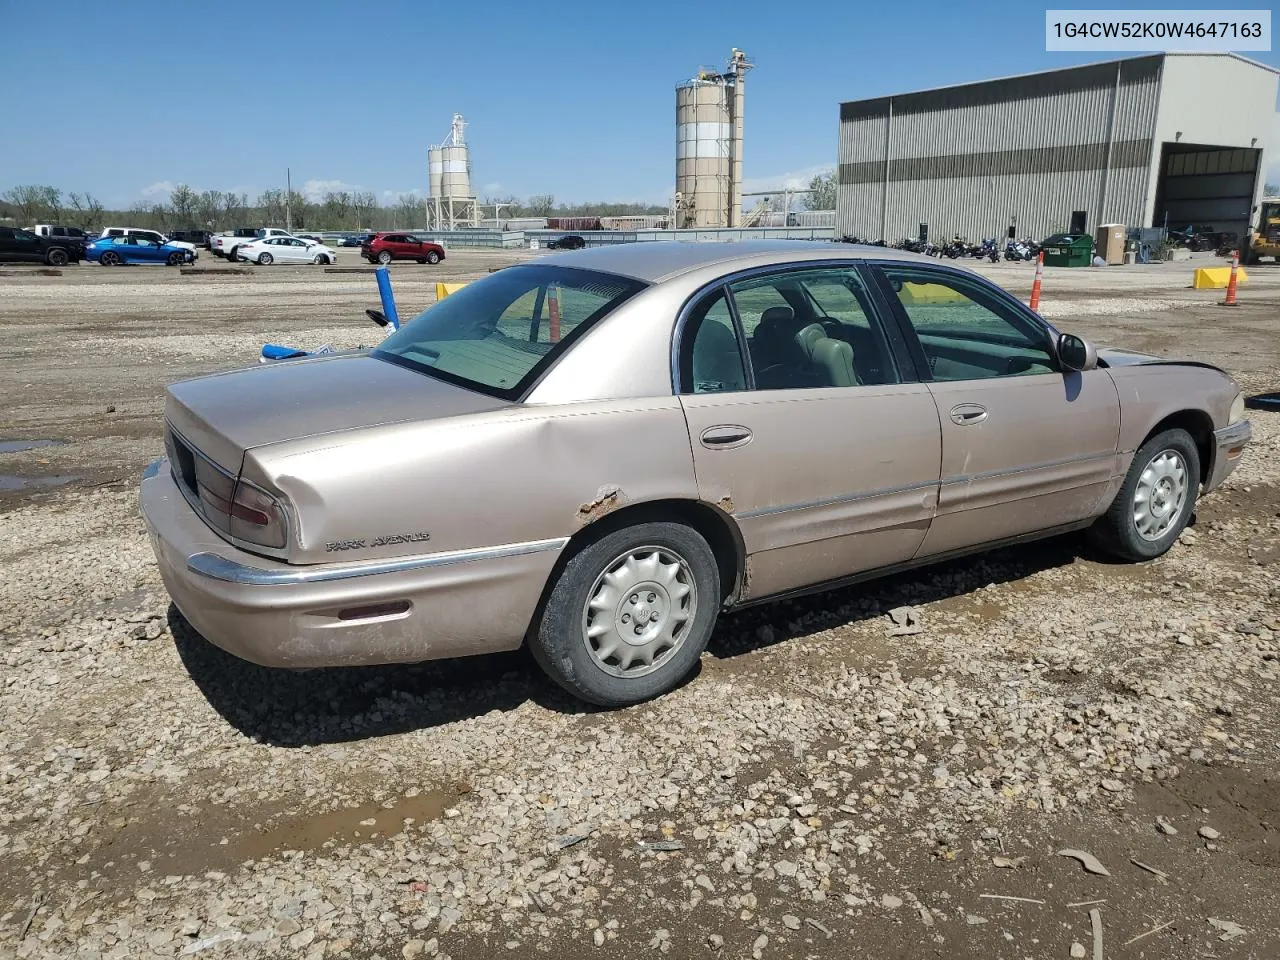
[1,183,669,232]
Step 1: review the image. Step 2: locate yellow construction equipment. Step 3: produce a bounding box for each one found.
[1242,196,1280,264]
[435,281,467,300]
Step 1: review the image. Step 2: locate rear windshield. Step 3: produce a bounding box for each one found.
[374,265,644,400]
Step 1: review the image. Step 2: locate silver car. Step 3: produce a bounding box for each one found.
[141,241,1251,706]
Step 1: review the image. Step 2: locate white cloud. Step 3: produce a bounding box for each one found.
[739,162,834,197]
[300,178,360,202]
[382,188,425,202]
[140,180,177,199]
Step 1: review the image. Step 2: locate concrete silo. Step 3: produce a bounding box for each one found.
[675,49,751,228]
[428,114,478,230]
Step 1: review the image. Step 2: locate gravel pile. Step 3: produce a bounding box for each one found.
[1,409,1276,958]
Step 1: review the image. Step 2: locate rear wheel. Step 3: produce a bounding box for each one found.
[99,251,121,266]
[377,250,392,264]
[426,250,441,264]
[167,251,184,266]
[46,248,69,267]
[257,252,273,265]
[1088,428,1200,561]
[529,522,720,707]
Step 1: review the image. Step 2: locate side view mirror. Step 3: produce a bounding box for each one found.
[1057,332,1098,372]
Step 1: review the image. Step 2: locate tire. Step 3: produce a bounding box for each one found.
[313,254,326,265]
[46,248,69,267]
[1088,428,1200,562]
[377,250,392,264]
[529,521,720,707]
[425,250,441,264]
[167,252,184,266]
[228,246,240,261]
[99,251,120,266]
[257,253,273,265]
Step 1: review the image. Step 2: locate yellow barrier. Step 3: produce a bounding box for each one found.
[899,282,966,304]
[1193,266,1248,289]
[435,281,468,300]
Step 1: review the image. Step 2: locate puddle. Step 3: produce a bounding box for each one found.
[233,789,451,859]
[0,439,62,454]
[0,474,81,491]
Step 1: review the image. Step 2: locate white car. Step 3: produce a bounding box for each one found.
[236,237,337,265]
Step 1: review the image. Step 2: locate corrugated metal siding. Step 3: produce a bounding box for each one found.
[836,56,1160,241]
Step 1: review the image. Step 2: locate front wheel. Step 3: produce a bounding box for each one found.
[529,522,720,707]
[46,248,69,266]
[99,251,121,266]
[167,252,184,266]
[1088,428,1200,561]
[257,253,273,265]
[377,250,392,264]
[425,250,441,264]
[313,254,327,265]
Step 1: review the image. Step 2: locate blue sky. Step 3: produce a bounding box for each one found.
[3,1,1277,208]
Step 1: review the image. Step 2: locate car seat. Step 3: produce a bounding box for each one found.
[794,323,858,387]
[691,319,745,392]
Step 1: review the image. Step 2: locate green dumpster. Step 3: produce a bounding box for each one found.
[1041,233,1094,267]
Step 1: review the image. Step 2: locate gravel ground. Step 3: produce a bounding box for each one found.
[1,250,1279,959]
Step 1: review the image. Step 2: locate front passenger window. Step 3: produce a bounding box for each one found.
[880,267,1056,381]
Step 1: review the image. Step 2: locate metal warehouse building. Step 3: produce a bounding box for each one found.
[836,54,1278,244]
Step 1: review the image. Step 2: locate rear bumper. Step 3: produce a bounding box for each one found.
[140,460,563,669]
[1205,420,1251,493]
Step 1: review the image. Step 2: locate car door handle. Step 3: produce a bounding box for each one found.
[700,425,753,449]
[949,403,988,425]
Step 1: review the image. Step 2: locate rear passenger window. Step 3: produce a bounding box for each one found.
[680,292,746,394]
[728,268,897,390]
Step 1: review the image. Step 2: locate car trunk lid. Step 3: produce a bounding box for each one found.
[164,353,510,475]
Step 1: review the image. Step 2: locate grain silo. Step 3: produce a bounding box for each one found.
[675,49,751,228]
[427,114,478,230]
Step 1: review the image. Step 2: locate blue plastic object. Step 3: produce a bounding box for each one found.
[376,265,400,330]
[261,344,309,361]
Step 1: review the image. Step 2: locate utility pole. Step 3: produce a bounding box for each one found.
[285,168,292,232]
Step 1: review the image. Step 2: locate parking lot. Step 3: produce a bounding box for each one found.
[1,251,1279,959]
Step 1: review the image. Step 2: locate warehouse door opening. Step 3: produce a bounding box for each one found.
[1152,143,1260,243]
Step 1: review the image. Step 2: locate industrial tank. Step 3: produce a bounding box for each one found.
[675,78,731,229]
[428,147,444,203]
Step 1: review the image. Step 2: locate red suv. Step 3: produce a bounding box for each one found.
[361,233,446,265]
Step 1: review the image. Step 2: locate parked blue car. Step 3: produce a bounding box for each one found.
[86,235,195,266]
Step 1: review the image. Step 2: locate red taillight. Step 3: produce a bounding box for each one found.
[188,453,286,548]
[229,480,287,548]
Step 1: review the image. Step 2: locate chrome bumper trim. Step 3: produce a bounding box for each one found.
[187,537,569,586]
[1214,420,1252,447]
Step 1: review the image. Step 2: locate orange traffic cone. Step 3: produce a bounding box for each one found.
[1222,251,1239,306]
[548,285,562,341]
[1029,250,1044,311]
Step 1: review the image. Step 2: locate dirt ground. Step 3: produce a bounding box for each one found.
[1,246,1279,960]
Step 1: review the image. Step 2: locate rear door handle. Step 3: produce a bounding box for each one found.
[700,425,753,449]
[949,403,988,426]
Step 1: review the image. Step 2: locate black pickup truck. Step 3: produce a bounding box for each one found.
[0,226,85,265]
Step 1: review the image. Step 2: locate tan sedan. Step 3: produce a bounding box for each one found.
[141,242,1251,706]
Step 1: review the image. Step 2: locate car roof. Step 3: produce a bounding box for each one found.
[527,240,941,283]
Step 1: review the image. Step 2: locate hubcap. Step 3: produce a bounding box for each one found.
[1132,449,1188,541]
[581,546,697,679]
